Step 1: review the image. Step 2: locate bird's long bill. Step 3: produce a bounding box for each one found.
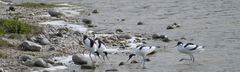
[127,54,136,62]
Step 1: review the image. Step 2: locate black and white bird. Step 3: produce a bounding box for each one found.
[127,45,156,68]
[94,38,109,61]
[81,34,98,62]
[175,42,205,63]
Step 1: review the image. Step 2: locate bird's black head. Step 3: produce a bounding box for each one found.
[176,42,183,47]
[127,54,136,62]
[103,51,109,60]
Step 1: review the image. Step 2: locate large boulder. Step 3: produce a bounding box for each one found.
[72,54,88,65]
[21,41,42,51]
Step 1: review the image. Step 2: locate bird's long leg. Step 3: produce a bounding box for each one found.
[142,56,146,69]
[89,53,93,63]
[190,54,195,63]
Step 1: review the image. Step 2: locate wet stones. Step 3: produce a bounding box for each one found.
[48,9,63,18]
[105,69,118,72]
[81,64,96,69]
[92,9,98,13]
[20,41,42,52]
[152,34,171,42]
[72,54,88,65]
[34,58,49,68]
[8,6,15,11]
[115,29,123,33]
[36,36,50,45]
[0,68,3,72]
[166,23,180,30]
[82,19,92,25]
[19,55,33,62]
[118,34,132,39]
[137,21,144,25]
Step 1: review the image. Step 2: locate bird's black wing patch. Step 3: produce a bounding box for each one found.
[189,45,198,50]
[184,43,194,47]
[89,38,95,47]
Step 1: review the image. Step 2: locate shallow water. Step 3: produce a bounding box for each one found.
[12,0,240,72]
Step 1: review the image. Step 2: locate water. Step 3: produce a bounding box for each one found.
[12,0,240,72]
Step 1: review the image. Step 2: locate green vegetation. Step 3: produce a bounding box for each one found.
[15,2,64,8]
[0,19,42,39]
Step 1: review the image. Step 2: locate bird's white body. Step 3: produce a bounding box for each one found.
[82,36,97,53]
[177,43,204,55]
[135,46,156,57]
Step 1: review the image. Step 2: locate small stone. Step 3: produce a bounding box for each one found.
[105,69,118,72]
[92,9,98,13]
[45,59,55,64]
[82,19,92,24]
[142,41,147,44]
[56,32,63,37]
[19,55,33,62]
[152,34,161,39]
[115,29,123,33]
[81,64,96,69]
[130,60,138,64]
[87,24,97,27]
[23,60,34,66]
[137,22,144,25]
[48,47,56,51]
[119,62,125,66]
[43,70,50,72]
[8,6,15,11]
[121,19,125,21]
[118,34,132,39]
[162,38,171,42]
[166,26,174,30]
[36,37,50,45]
[159,35,167,39]
[144,58,151,62]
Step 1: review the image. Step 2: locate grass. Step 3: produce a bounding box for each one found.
[15,2,65,8]
[0,19,43,39]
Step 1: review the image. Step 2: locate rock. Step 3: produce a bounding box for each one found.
[152,34,161,39]
[8,6,15,11]
[162,38,171,42]
[118,62,125,66]
[0,68,3,72]
[45,59,55,64]
[105,69,118,72]
[56,32,63,37]
[20,41,42,51]
[121,19,125,21]
[34,58,47,68]
[142,41,147,44]
[147,50,157,55]
[92,9,98,13]
[36,37,50,45]
[45,63,52,68]
[81,64,96,69]
[166,25,174,30]
[118,34,132,39]
[159,35,166,39]
[144,58,151,62]
[19,55,33,62]
[130,60,138,64]
[87,24,97,27]
[48,47,56,51]
[48,9,63,18]
[72,54,88,65]
[82,19,92,24]
[137,21,144,25]
[23,60,34,66]
[115,29,123,33]
[43,70,50,72]
[173,23,180,27]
